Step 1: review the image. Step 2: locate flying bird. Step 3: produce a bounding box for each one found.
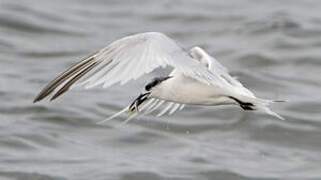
[33,32,284,123]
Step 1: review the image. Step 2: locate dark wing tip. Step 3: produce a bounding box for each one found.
[33,89,52,103]
[50,61,100,102]
[50,92,63,101]
[33,96,42,103]
[32,53,97,103]
[33,97,40,103]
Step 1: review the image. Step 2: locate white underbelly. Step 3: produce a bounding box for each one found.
[150,74,236,106]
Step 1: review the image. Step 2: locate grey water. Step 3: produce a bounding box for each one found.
[1,0,321,179]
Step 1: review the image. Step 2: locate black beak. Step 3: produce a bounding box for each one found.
[128,92,150,114]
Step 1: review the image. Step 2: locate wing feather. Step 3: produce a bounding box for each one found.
[144,100,165,115]
[51,61,100,100]
[97,98,185,124]
[189,46,255,97]
[168,103,181,115]
[34,32,222,102]
[142,99,159,114]
[157,102,174,117]
[33,54,96,102]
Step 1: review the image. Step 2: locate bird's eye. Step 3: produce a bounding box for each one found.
[145,84,152,91]
[145,78,160,91]
[144,76,172,91]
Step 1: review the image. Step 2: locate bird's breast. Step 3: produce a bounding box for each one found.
[151,74,233,106]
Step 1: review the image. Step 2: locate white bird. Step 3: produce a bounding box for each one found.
[33,32,284,123]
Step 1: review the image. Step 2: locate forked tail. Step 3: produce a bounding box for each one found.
[229,95,284,120]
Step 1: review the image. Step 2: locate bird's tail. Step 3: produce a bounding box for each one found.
[230,95,285,120]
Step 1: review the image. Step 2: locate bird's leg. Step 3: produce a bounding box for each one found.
[128,92,151,114]
[228,96,255,111]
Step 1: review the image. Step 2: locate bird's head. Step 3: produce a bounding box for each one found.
[127,76,172,114]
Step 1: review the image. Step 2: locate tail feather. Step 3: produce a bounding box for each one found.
[231,95,285,120]
[259,105,284,120]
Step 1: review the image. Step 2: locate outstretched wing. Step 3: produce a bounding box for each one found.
[189,46,255,97]
[34,32,225,103]
[97,98,185,125]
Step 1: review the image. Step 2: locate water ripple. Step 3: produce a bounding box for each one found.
[1,0,321,179]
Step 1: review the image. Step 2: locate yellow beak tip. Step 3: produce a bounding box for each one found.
[127,109,133,114]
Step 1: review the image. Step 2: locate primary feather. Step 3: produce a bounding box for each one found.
[34,32,226,102]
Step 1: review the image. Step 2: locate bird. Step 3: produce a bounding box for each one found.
[33,32,284,123]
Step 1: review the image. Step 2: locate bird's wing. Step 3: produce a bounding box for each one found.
[97,98,185,125]
[34,32,224,103]
[189,46,255,97]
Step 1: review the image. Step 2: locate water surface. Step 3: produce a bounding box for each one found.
[1,0,321,179]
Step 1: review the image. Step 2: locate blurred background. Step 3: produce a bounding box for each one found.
[0,0,321,179]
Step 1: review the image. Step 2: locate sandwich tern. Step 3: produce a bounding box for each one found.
[33,32,284,123]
